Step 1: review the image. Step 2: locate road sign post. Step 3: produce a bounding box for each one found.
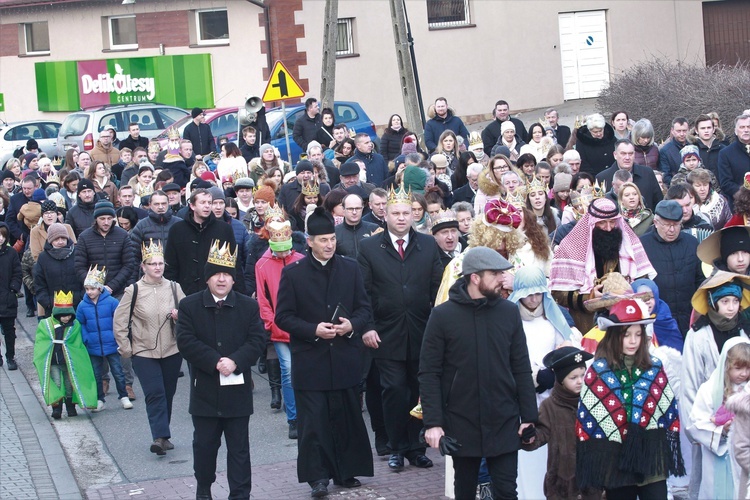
[262,61,306,165]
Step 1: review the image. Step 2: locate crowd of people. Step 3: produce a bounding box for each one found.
[1,97,750,500]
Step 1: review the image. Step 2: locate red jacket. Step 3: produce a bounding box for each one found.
[255,248,305,342]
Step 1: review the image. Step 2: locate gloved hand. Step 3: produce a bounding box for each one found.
[520,424,537,444]
[536,368,555,393]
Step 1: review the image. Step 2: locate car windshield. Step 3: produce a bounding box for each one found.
[60,114,89,137]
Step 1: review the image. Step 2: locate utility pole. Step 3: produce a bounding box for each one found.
[388,0,424,139]
[320,0,338,109]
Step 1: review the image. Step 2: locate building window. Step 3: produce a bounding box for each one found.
[427,0,471,28]
[23,21,50,55]
[196,9,229,44]
[336,18,355,56]
[108,15,138,50]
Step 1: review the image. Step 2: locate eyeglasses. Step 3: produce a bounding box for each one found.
[345,207,363,212]
[656,219,681,231]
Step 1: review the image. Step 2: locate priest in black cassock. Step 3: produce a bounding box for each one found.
[275,207,374,498]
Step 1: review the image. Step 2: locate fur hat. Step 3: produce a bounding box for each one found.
[553,172,573,193]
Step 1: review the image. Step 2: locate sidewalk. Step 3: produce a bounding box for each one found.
[0,363,82,500]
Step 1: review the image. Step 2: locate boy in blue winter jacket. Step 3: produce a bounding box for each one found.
[76,265,132,412]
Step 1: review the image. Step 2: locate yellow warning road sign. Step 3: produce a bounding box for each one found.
[262,61,305,102]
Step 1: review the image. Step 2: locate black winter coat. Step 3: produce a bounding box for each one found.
[595,163,663,210]
[357,229,443,360]
[33,240,80,313]
[65,199,96,238]
[380,128,408,162]
[424,110,470,153]
[575,124,617,176]
[176,289,266,418]
[75,225,135,297]
[292,113,322,150]
[640,229,704,335]
[335,220,380,258]
[0,224,22,318]
[130,210,182,262]
[419,279,538,457]
[183,122,215,156]
[164,211,236,296]
[693,138,724,178]
[119,135,149,152]
[5,192,30,241]
[658,138,688,184]
[718,140,750,207]
[275,252,373,391]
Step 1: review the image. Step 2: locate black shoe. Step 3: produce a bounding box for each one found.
[310,482,328,498]
[6,358,17,371]
[375,432,391,456]
[51,404,62,420]
[150,438,167,456]
[288,419,298,439]
[195,485,212,500]
[65,398,78,417]
[270,387,282,409]
[26,309,36,317]
[388,453,404,471]
[257,355,267,374]
[408,454,433,468]
[339,477,361,488]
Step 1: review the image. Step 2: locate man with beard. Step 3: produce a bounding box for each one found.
[640,200,704,335]
[550,197,656,332]
[420,246,537,500]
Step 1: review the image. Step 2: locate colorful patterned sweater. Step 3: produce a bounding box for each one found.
[576,356,685,489]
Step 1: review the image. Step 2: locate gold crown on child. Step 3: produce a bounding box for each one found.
[84,265,106,287]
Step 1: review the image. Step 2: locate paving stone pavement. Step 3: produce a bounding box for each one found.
[0,388,37,499]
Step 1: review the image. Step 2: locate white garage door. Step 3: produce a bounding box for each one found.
[559,10,610,100]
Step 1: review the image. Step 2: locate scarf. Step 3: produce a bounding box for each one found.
[550,211,656,293]
[632,279,684,352]
[576,356,684,490]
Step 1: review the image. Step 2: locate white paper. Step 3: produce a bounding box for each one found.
[219,372,245,386]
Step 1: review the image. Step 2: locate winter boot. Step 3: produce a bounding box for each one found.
[51,404,62,420]
[65,398,77,417]
[267,358,282,410]
[257,353,267,374]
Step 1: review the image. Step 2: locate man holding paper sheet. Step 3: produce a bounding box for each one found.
[275,206,374,498]
[176,239,266,500]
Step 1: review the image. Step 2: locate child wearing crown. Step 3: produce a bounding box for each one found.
[76,265,131,412]
[33,291,97,419]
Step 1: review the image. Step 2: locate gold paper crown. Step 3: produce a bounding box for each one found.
[526,175,548,194]
[53,290,74,309]
[574,115,584,129]
[593,180,607,199]
[84,265,106,287]
[52,158,62,167]
[387,184,412,206]
[301,181,320,197]
[502,189,526,210]
[45,173,61,185]
[167,127,180,141]
[431,209,457,227]
[141,239,163,262]
[148,141,161,154]
[264,204,285,223]
[267,219,293,243]
[207,240,237,269]
[538,116,551,129]
[468,131,483,147]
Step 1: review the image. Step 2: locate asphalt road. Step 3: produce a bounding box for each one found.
[12,300,378,492]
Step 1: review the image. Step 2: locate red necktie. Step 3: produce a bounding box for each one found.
[396,239,405,260]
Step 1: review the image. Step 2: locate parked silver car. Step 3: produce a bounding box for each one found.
[0,120,61,165]
[56,103,188,156]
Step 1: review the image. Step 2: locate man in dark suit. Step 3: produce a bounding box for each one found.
[176,240,266,500]
[595,139,663,211]
[275,207,374,498]
[545,108,571,147]
[452,163,482,205]
[358,186,444,473]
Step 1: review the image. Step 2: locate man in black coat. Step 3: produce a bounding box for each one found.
[481,100,527,157]
[119,122,149,152]
[182,108,215,156]
[176,245,266,500]
[292,98,321,151]
[640,200,704,335]
[278,161,331,216]
[420,247,538,499]
[358,188,444,472]
[718,114,750,209]
[275,207,374,498]
[545,107,571,147]
[451,163,481,205]
[164,189,236,296]
[65,179,98,237]
[595,139,663,210]
[335,193,379,258]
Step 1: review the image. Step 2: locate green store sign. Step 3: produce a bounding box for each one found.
[35,54,214,112]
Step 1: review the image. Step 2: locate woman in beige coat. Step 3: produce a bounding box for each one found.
[114,240,185,456]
